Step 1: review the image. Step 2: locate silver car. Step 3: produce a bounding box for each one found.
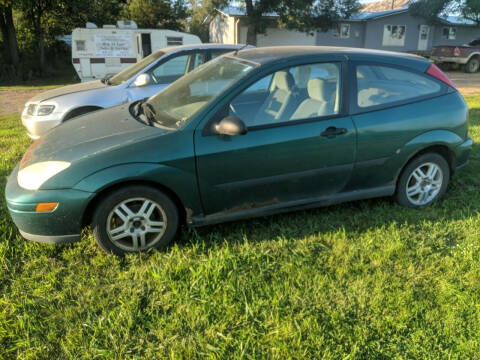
[22,44,249,139]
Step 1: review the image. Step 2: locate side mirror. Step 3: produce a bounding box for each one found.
[215,116,248,136]
[134,73,151,87]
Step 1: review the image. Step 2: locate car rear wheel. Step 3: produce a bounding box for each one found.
[92,185,179,255]
[465,57,480,73]
[395,153,450,208]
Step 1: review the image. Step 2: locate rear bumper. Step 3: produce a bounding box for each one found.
[455,137,473,171]
[6,165,94,244]
[431,56,468,65]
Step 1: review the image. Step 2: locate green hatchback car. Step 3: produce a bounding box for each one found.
[6,46,472,254]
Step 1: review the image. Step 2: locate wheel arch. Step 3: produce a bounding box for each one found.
[467,52,480,62]
[394,144,456,187]
[81,180,187,228]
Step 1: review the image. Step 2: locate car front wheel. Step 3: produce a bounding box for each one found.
[395,153,450,208]
[92,185,179,255]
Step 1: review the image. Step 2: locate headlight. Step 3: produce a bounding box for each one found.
[17,161,71,190]
[36,105,55,116]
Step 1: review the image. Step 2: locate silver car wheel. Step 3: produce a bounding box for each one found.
[406,162,443,206]
[106,197,167,251]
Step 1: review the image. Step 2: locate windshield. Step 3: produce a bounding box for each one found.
[468,38,480,46]
[145,56,258,128]
[109,51,165,86]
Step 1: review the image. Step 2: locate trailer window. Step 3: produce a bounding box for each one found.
[76,40,86,51]
[167,37,183,46]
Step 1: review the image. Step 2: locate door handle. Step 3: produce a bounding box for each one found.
[321,127,347,138]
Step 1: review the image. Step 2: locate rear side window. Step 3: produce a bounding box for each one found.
[356,64,441,109]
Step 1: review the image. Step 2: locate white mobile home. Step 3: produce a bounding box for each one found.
[72,21,201,81]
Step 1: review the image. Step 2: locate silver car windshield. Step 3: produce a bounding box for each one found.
[109,51,165,86]
[145,56,259,128]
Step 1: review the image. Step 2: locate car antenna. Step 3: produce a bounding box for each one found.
[234,44,250,55]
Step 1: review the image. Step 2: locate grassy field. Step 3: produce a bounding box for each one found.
[0,96,480,359]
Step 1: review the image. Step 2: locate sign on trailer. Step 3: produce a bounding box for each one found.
[94,34,133,57]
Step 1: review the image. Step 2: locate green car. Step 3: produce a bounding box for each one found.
[6,46,473,255]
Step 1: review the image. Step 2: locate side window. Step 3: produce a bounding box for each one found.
[356,64,441,109]
[242,74,273,94]
[228,62,341,127]
[150,54,189,84]
[189,52,208,72]
[211,50,230,59]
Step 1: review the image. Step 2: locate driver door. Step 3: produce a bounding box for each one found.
[194,61,356,215]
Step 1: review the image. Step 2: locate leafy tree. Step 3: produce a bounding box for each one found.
[123,0,189,30]
[457,0,480,25]
[196,0,362,45]
[0,0,19,66]
[410,0,480,26]
[277,0,362,33]
[189,0,225,42]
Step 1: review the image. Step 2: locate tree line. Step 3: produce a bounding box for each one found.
[0,0,478,81]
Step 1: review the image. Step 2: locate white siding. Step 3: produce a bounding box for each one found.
[256,28,316,47]
[209,14,236,44]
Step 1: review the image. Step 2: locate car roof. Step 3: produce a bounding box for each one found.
[233,46,427,66]
[161,43,251,54]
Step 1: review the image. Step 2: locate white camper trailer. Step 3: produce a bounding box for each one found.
[71,21,201,82]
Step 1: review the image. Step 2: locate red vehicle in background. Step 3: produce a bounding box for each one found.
[431,38,480,73]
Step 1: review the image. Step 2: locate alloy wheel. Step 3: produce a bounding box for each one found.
[406,162,443,206]
[106,197,167,251]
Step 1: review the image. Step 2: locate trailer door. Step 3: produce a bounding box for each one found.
[79,58,92,79]
[136,33,152,60]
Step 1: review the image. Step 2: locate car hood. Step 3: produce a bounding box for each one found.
[27,80,108,103]
[20,104,167,169]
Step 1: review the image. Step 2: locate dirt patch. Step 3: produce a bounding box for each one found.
[0,89,44,115]
[445,71,480,96]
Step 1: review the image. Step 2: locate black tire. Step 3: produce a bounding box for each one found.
[465,57,480,73]
[395,153,450,208]
[92,185,179,255]
[438,62,451,71]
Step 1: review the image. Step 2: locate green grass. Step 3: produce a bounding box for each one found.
[1,96,480,359]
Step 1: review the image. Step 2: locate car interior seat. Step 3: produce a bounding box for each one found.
[253,71,298,125]
[290,78,336,120]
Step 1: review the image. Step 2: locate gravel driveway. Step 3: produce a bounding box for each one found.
[1,72,479,116]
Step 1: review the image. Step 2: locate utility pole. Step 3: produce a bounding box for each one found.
[391,0,395,9]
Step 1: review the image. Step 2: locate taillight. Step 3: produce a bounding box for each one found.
[425,64,456,89]
[453,47,460,57]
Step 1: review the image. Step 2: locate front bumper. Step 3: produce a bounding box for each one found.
[21,110,63,140]
[431,56,468,65]
[6,165,94,244]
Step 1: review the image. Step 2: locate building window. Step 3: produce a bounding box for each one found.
[333,24,350,39]
[75,40,86,51]
[382,25,406,46]
[166,36,183,46]
[340,24,350,39]
[442,27,456,40]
